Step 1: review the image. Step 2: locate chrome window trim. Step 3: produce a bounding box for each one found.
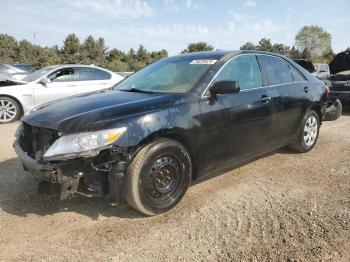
[201,53,307,98]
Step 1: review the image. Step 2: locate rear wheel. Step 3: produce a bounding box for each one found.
[125,139,192,216]
[0,97,21,123]
[290,110,320,153]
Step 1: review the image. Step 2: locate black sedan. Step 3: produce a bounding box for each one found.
[14,50,330,216]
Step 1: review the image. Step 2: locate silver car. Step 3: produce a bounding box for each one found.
[0,64,123,123]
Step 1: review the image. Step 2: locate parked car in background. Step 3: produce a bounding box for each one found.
[327,51,350,103]
[14,51,332,216]
[293,59,315,73]
[0,63,32,80]
[293,60,330,80]
[0,64,123,123]
[313,63,330,80]
[10,63,33,73]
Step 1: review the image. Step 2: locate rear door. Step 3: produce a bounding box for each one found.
[198,54,274,174]
[33,67,78,106]
[257,55,310,146]
[76,67,112,94]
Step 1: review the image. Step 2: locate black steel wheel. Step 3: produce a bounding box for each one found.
[125,139,192,216]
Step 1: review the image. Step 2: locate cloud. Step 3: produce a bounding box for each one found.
[244,0,256,7]
[186,0,200,10]
[163,0,180,12]
[64,0,154,19]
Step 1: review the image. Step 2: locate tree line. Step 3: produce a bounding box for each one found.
[0,25,348,72]
[0,33,168,71]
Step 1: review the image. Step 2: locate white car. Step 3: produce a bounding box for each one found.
[0,65,123,123]
[313,63,330,80]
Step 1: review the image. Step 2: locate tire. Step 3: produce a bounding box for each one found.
[0,96,21,123]
[289,110,320,153]
[125,139,192,216]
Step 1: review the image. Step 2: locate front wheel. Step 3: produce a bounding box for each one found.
[125,139,192,216]
[289,110,320,153]
[0,97,21,123]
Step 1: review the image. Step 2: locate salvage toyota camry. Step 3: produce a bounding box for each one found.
[14,51,330,216]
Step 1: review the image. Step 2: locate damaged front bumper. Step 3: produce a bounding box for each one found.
[13,137,129,203]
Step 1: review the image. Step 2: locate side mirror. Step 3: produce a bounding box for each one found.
[40,77,50,85]
[209,80,240,98]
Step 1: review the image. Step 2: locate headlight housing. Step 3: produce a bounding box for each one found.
[43,127,127,161]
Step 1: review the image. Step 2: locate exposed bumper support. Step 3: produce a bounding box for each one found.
[14,140,129,202]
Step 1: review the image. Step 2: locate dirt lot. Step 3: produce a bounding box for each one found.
[0,109,350,261]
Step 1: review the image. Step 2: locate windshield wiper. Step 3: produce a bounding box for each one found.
[120,88,155,94]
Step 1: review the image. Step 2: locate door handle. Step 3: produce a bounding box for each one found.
[259,95,271,103]
[304,86,310,93]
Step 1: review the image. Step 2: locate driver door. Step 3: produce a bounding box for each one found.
[197,54,274,175]
[33,67,78,106]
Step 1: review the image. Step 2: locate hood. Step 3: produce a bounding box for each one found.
[329,51,350,75]
[0,74,27,86]
[22,89,181,133]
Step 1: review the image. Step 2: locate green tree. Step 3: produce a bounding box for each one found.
[0,34,18,62]
[181,42,214,53]
[301,48,312,61]
[107,48,126,62]
[240,38,291,56]
[240,42,256,50]
[272,43,290,56]
[81,35,106,66]
[256,38,274,52]
[320,48,335,63]
[295,25,331,61]
[107,60,130,72]
[62,33,81,64]
[17,40,37,64]
[150,49,168,62]
[288,46,302,59]
[0,33,169,72]
[136,44,149,63]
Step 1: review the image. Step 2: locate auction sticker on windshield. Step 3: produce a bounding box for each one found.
[190,59,217,65]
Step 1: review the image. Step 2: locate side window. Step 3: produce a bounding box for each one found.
[48,68,76,82]
[289,65,306,82]
[258,55,293,85]
[77,68,111,81]
[214,55,262,90]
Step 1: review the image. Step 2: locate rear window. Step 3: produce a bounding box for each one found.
[77,68,111,81]
[258,55,293,85]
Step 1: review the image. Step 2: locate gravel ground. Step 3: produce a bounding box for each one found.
[0,108,350,261]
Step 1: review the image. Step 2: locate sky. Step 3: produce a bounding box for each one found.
[1,0,349,55]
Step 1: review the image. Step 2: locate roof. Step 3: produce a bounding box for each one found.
[169,50,292,61]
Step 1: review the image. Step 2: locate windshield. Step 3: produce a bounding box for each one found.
[113,57,216,93]
[23,66,57,82]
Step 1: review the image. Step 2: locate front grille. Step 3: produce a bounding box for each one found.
[19,122,59,161]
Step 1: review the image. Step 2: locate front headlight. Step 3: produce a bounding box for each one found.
[43,127,127,161]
